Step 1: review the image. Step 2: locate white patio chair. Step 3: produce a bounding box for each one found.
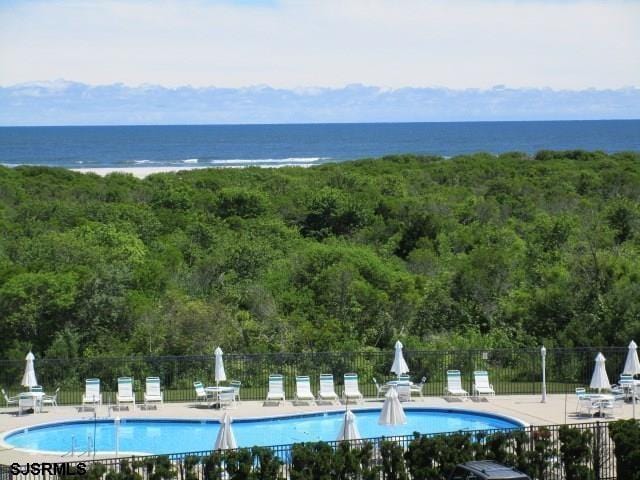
[318,374,339,403]
[295,375,315,405]
[42,387,60,408]
[18,392,35,416]
[266,374,285,405]
[445,370,469,399]
[116,377,135,410]
[343,373,364,404]
[144,377,163,408]
[574,387,587,412]
[473,371,495,397]
[230,380,242,403]
[194,381,209,404]
[397,381,412,402]
[411,376,427,397]
[82,378,102,409]
[218,389,236,409]
[618,374,634,401]
[2,388,19,407]
[577,396,597,417]
[602,393,625,418]
[372,378,386,398]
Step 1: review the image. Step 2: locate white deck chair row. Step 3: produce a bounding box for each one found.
[265,373,365,405]
[81,377,164,410]
[445,370,496,399]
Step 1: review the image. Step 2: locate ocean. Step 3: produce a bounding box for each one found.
[0,120,638,169]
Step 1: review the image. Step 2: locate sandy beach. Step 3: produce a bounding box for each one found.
[71,166,213,178]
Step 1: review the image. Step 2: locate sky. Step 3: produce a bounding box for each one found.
[1,0,639,90]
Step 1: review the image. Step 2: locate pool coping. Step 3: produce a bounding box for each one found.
[1,406,528,457]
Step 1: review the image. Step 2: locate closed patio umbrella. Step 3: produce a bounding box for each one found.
[590,352,611,393]
[21,351,38,391]
[390,340,409,378]
[378,387,406,425]
[214,412,237,450]
[623,340,640,377]
[215,347,226,387]
[337,409,361,441]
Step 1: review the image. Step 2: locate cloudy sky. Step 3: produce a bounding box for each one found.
[1,0,639,89]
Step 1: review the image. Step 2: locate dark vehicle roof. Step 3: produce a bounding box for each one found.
[455,461,530,479]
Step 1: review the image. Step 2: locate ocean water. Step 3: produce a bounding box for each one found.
[0,120,638,169]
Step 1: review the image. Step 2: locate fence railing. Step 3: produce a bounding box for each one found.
[0,347,628,405]
[2,422,621,479]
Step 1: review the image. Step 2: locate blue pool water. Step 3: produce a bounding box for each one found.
[3,408,523,455]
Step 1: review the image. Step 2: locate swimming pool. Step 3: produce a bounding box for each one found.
[3,408,525,455]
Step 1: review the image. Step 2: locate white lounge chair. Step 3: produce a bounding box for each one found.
[266,374,285,405]
[473,371,495,397]
[294,375,315,405]
[116,377,135,410]
[2,388,19,407]
[82,378,102,409]
[230,380,241,403]
[343,373,364,404]
[318,374,339,403]
[42,387,60,408]
[445,370,469,399]
[144,377,163,408]
[397,381,412,402]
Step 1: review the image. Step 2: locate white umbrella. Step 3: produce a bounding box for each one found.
[21,351,38,391]
[590,352,611,392]
[378,387,407,425]
[390,340,409,378]
[214,412,237,450]
[337,409,361,441]
[623,340,640,376]
[215,347,226,386]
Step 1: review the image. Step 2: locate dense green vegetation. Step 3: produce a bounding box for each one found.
[1,150,640,360]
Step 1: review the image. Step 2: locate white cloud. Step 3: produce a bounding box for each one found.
[0,0,638,88]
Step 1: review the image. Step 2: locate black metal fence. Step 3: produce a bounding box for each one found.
[0,347,629,405]
[1,422,621,479]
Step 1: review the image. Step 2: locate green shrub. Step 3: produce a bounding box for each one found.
[181,455,200,480]
[380,440,408,480]
[609,419,640,480]
[559,425,593,480]
[203,452,225,480]
[251,446,284,480]
[524,427,554,480]
[290,442,334,480]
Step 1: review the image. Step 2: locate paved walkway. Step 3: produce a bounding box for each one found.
[1,394,637,464]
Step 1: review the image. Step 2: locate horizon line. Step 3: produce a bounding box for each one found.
[1,118,640,128]
[3,80,639,92]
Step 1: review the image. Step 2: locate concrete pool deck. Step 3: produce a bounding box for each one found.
[1,394,638,464]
